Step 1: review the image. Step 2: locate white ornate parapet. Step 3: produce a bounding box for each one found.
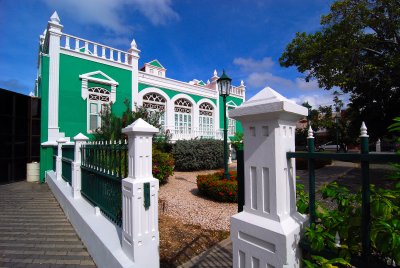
[121,119,160,267]
[229,87,308,268]
[56,137,67,181]
[71,133,89,199]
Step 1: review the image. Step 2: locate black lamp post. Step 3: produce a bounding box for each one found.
[335,114,339,152]
[217,70,232,180]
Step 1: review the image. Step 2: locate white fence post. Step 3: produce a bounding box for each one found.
[71,133,89,199]
[56,138,67,181]
[121,118,160,267]
[229,87,308,268]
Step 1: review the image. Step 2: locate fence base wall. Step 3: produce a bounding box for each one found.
[231,211,307,268]
[46,170,135,268]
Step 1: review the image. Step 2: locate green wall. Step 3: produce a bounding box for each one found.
[219,95,244,134]
[58,54,132,138]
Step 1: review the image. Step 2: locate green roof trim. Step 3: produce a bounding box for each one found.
[148,60,165,69]
[198,80,206,86]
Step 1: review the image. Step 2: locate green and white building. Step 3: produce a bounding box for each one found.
[36,12,245,180]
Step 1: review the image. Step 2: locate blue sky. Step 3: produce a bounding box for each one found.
[0,0,340,107]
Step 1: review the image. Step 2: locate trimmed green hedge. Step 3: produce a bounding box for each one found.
[172,139,224,171]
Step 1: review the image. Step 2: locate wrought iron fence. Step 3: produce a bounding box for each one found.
[80,141,128,226]
[61,145,74,184]
[287,132,400,267]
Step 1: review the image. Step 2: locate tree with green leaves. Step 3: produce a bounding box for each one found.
[280,0,400,140]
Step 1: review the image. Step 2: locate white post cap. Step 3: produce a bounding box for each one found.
[122,118,159,135]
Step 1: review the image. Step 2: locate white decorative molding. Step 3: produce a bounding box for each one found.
[139,71,219,100]
[129,39,141,113]
[71,133,89,199]
[47,12,64,142]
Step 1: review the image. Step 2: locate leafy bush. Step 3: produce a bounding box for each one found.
[172,139,224,171]
[197,170,238,202]
[152,149,174,184]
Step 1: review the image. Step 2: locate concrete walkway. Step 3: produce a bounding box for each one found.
[0,181,96,268]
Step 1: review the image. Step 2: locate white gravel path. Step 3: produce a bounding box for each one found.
[159,163,238,231]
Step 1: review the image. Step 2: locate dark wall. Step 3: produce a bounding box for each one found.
[0,88,40,183]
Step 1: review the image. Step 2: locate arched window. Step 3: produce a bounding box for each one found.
[88,87,110,131]
[174,98,192,133]
[143,93,166,128]
[199,102,214,135]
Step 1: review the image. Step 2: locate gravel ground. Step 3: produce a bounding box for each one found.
[159,163,238,231]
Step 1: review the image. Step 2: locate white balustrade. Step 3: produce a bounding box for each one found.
[60,33,130,66]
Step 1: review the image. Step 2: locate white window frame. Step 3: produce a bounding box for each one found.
[174,98,192,134]
[143,93,167,130]
[199,102,214,136]
[87,87,111,133]
[79,70,118,134]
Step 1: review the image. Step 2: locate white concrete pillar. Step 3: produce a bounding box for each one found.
[47,12,63,141]
[229,87,308,268]
[376,138,381,152]
[56,138,67,181]
[71,133,89,199]
[121,119,160,267]
[129,39,141,108]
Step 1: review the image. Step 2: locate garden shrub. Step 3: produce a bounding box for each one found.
[172,139,224,171]
[197,170,238,202]
[152,148,174,184]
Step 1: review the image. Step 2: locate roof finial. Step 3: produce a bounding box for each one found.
[240,80,244,86]
[307,125,314,139]
[50,11,60,24]
[360,121,368,137]
[207,79,210,84]
[213,69,218,77]
[131,39,137,49]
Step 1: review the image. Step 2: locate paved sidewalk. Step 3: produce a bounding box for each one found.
[0,181,96,268]
[179,238,232,268]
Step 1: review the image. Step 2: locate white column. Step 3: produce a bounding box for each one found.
[71,133,89,199]
[229,87,308,268]
[56,138,67,181]
[121,119,160,267]
[47,12,63,141]
[129,39,141,108]
[376,138,381,152]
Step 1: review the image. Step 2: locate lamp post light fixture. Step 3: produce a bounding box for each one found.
[217,70,232,180]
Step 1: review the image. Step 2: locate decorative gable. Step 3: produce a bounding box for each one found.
[79,70,119,103]
[143,59,166,78]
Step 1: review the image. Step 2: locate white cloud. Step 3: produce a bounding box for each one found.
[233,57,274,71]
[41,0,179,33]
[289,93,333,107]
[247,72,293,89]
[295,77,320,91]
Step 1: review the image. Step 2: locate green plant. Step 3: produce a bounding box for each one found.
[172,139,224,171]
[152,148,174,184]
[230,132,243,150]
[196,170,238,202]
[303,255,351,268]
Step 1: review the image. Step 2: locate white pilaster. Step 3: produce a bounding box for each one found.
[47,11,63,141]
[71,133,89,199]
[229,87,308,268]
[121,119,160,267]
[129,39,141,108]
[56,137,67,181]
